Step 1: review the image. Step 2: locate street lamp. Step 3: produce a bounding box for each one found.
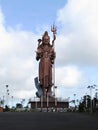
[6,85,9,107]
[85,93,87,108]
[41,95,43,112]
[95,89,98,99]
[54,86,57,111]
[87,85,95,113]
[74,94,76,108]
[94,85,98,99]
[47,93,49,112]
[11,96,13,108]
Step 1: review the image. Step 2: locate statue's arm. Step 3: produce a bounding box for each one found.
[52,34,56,47]
[36,48,42,61]
[38,39,42,47]
[50,48,56,64]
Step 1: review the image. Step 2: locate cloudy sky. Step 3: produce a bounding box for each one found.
[0,0,98,106]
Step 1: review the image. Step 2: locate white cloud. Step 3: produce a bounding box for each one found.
[56,0,98,67]
[0,9,38,100]
[55,66,83,88]
[13,90,35,99]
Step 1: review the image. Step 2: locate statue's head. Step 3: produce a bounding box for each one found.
[42,31,50,45]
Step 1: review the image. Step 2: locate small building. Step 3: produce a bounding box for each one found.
[0,107,3,112]
[29,97,69,110]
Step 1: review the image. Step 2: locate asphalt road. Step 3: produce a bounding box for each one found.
[0,112,98,130]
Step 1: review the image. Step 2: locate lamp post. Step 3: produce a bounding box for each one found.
[3,96,5,108]
[6,85,9,107]
[94,85,98,109]
[95,89,98,99]
[54,86,57,111]
[11,96,13,108]
[87,85,95,113]
[41,96,43,112]
[74,94,76,109]
[85,93,87,108]
[94,85,98,99]
[35,96,37,109]
[47,93,49,112]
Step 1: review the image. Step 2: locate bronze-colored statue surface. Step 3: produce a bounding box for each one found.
[36,28,56,97]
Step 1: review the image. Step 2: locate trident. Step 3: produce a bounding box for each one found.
[51,24,57,34]
[51,24,57,47]
[51,25,57,98]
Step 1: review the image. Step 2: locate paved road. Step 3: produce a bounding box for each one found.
[0,112,98,130]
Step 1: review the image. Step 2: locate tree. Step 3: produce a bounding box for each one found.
[78,95,91,112]
[16,103,23,108]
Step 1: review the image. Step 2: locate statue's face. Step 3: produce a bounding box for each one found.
[43,35,49,45]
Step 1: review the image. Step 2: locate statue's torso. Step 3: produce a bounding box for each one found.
[40,45,52,60]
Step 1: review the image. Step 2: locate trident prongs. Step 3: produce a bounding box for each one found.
[51,24,57,34]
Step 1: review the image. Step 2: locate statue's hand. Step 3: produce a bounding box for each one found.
[38,39,42,43]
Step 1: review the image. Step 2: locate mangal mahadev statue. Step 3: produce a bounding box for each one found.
[35,26,57,98]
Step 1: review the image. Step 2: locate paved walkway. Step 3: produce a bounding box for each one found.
[0,112,98,130]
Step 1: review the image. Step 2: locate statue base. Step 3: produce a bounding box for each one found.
[40,96,55,102]
[29,96,69,111]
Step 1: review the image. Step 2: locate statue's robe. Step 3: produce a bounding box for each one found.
[36,43,55,96]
